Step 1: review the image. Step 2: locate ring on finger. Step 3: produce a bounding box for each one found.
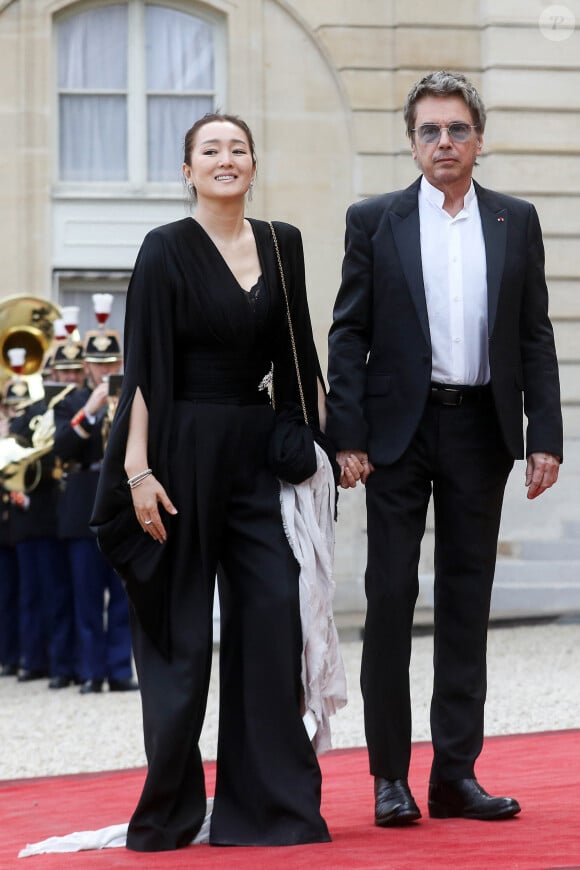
[144,519,153,525]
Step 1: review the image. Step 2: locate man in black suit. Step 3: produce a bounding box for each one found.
[327,71,562,826]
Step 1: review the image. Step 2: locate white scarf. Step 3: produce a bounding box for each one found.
[280,443,348,754]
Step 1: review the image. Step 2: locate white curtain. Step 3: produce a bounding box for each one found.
[59,95,127,182]
[57,2,216,184]
[58,5,128,181]
[146,5,213,91]
[148,95,212,182]
[146,6,214,181]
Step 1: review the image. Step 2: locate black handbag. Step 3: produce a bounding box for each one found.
[91,482,173,657]
[267,222,318,484]
[268,400,317,484]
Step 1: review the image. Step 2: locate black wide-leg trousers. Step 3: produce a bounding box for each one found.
[127,402,329,851]
[361,398,514,783]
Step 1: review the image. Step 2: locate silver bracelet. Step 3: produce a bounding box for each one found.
[127,468,152,488]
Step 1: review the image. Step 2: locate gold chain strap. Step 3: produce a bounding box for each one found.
[268,221,309,424]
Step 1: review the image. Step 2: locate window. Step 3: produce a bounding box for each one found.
[56,1,225,187]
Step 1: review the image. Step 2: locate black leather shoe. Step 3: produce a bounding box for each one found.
[79,679,103,695]
[108,677,139,692]
[0,664,18,676]
[374,778,421,826]
[17,668,49,682]
[428,779,521,820]
[48,676,74,689]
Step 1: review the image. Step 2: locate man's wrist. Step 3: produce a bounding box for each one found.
[70,407,96,438]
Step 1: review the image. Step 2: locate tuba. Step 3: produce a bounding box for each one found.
[0,295,61,379]
[0,295,61,491]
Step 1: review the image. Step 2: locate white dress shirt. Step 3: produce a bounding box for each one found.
[418,176,490,386]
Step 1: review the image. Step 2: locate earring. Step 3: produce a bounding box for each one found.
[186,180,197,203]
[247,179,255,202]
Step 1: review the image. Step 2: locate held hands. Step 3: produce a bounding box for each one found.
[130,474,178,542]
[337,449,375,489]
[525,452,560,500]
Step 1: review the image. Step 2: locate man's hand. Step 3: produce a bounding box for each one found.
[10,491,30,510]
[525,452,560,500]
[337,450,375,489]
[84,381,109,417]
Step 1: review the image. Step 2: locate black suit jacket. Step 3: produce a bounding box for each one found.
[327,177,563,465]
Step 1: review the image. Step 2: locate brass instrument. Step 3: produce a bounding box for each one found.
[0,295,61,378]
[0,295,62,491]
[0,434,53,492]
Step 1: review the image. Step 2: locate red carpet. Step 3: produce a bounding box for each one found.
[1,731,579,869]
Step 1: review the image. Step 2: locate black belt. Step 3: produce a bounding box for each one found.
[429,382,491,407]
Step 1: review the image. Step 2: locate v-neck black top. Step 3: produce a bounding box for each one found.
[91,217,324,655]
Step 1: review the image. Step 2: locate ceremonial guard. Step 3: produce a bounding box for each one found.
[0,391,20,676]
[4,380,72,683]
[53,330,137,694]
[39,341,88,688]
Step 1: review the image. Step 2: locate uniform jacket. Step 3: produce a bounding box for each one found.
[8,401,59,542]
[53,385,106,539]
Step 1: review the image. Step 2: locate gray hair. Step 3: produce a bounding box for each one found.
[403,71,486,137]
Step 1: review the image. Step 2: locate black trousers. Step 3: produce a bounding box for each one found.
[127,402,329,851]
[361,398,514,783]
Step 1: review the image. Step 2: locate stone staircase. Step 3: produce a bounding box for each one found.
[419,520,580,618]
[491,520,580,614]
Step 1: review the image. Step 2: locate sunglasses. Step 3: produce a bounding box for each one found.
[411,123,479,144]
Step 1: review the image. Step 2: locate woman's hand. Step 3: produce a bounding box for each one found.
[130,474,178,543]
[337,450,375,488]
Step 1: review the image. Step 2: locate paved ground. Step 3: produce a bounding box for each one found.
[1,615,578,781]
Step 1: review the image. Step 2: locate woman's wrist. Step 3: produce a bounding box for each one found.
[127,468,153,489]
[125,452,149,476]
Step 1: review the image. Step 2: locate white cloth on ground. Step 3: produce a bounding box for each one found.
[18,800,213,857]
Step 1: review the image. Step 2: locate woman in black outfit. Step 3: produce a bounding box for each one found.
[91,113,331,851]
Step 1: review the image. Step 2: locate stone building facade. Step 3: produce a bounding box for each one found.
[1,0,579,612]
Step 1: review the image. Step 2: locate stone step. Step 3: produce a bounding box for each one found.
[562,519,580,538]
[492,557,580,612]
[419,558,580,615]
[511,539,580,560]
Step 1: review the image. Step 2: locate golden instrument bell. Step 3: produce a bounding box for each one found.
[0,295,61,376]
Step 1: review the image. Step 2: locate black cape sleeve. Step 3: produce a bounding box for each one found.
[90,227,178,657]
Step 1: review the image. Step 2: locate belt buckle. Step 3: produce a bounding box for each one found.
[439,387,462,407]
